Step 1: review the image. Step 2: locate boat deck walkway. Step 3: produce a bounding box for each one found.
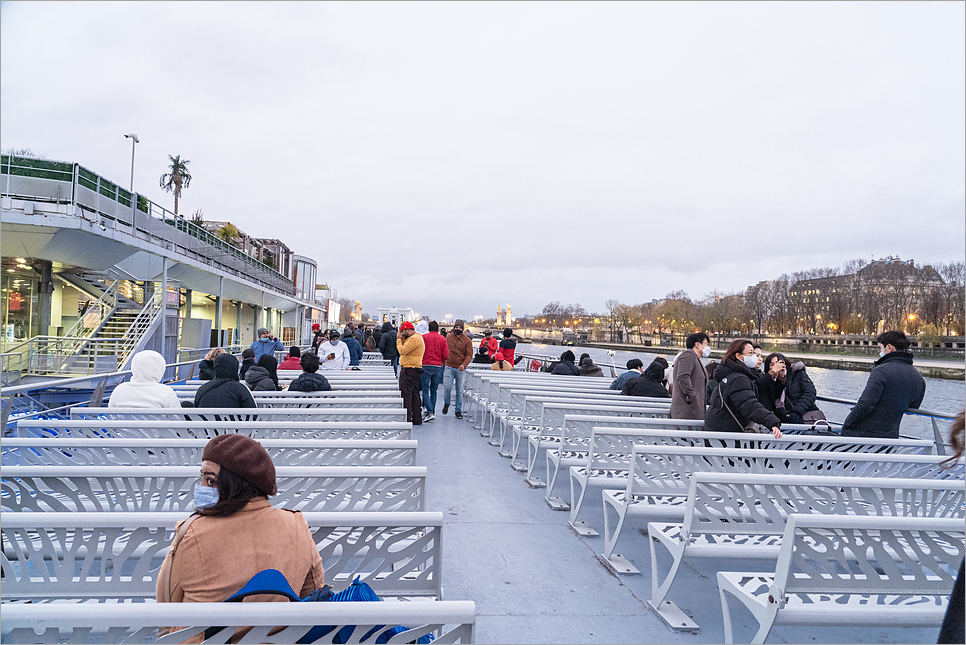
[415,410,947,644]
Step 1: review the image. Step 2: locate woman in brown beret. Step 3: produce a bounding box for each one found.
[157,434,324,614]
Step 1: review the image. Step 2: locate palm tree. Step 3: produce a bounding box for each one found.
[216,223,240,244]
[159,155,192,215]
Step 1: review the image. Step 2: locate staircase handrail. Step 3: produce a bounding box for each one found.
[116,288,164,366]
[62,278,119,341]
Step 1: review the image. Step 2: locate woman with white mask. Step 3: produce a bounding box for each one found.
[704,339,782,438]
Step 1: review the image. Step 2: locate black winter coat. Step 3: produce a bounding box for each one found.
[199,359,215,381]
[705,359,781,432]
[245,366,279,391]
[841,351,925,438]
[551,360,580,376]
[378,323,399,360]
[288,372,332,392]
[194,354,258,409]
[621,376,670,398]
[238,357,255,381]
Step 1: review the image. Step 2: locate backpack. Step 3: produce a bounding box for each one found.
[205,569,433,644]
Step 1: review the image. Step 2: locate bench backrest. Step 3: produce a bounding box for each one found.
[535,401,669,433]
[1,510,443,601]
[1,438,417,467]
[70,407,408,423]
[580,423,934,472]
[499,388,666,416]
[204,397,403,409]
[0,600,476,645]
[682,472,965,540]
[1,465,426,513]
[16,420,413,440]
[777,514,964,596]
[626,445,963,499]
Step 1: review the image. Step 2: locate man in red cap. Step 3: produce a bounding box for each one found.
[396,320,425,426]
[310,323,325,354]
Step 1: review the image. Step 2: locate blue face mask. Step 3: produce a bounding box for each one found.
[193,482,219,509]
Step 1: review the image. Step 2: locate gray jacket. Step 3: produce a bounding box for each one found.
[670,348,707,420]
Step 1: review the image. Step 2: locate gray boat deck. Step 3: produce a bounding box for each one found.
[415,410,946,644]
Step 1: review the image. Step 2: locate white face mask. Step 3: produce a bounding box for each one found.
[702,345,711,358]
[742,354,759,369]
[879,350,886,358]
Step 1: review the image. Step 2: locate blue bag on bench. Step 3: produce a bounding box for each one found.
[206,569,432,644]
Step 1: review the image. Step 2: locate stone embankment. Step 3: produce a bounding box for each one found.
[569,341,965,381]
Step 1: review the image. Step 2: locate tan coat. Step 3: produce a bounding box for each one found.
[490,360,514,371]
[445,333,474,369]
[157,498,324,640]
[670,348,708,419]
[397,333,425,369]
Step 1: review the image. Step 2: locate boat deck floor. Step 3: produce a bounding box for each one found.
[415,410,945,644]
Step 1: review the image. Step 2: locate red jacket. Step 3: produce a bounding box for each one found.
[278,357,302,370]
[421,332,450,367]
[480,336,498,357]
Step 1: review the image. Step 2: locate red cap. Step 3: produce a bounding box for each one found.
[400,321,415,331]
[312,324,320,331]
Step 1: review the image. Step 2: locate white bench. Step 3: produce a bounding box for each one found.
[1,465,427,513]
[646,472,966,631]
[600,444,964,574]
[465,372,612,428]
[70,407,408,423]
[15,419,413,440]
[1,437,418,467]
[2,510,444,602]
[563,424,934,535]
[1,600,476,644]
[717,514,964,644]
[507,400,670,479]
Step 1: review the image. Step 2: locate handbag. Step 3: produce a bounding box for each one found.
[718,383,770,434]
[801,409,827,422]
[205,570,433,644]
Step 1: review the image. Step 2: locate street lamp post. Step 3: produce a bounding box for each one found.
[123,133,138,193]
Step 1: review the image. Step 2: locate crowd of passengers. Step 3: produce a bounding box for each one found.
[546,329,928,441]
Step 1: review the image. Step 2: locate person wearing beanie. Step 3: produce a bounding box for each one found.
[194,354,257,408]
[156,434,325,617]
[310,323,326,354]
[491,351,514,371]
[250,328,284,361]
[442,319,472,418]
[238,348,256,381]
[108,350,181,408]
[578,354,604,377]
[396,320,425,426]
[341,329,364,367]
[278,346,302,370]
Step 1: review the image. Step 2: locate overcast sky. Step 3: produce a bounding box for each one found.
[2,1,964,321]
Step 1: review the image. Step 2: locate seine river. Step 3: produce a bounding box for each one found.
[522,343,965,443]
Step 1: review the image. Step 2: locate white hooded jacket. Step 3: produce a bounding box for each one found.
[318,339,351,371]
[108,350,181,408]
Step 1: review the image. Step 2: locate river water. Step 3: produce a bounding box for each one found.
[521,343,965,443]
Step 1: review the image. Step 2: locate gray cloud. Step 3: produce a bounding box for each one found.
[2,1,962,321]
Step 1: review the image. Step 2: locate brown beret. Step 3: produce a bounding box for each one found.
[202,434,277,496]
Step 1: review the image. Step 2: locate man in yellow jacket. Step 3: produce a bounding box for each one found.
[396,321,426,426]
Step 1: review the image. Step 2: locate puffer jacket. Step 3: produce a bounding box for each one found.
[378,323,398,360]
[244,366,278,391]
[784,362,821,419]
[194,354,257,409]
[622,362,670,398]
[551,360,580,376]
[705,359,781,433]
[842,351,925,438]
[288,372,332,392]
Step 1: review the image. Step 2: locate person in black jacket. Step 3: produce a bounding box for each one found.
[199,347,225,381]
[578,355,604,377]
[759,353,824,424]
[195,354,257,409]
[238,348,256,381]
[622,360,670,398]
[245,354,281,391]
[705,339,782,437]
[378,322,399,375]
[288,352,332,392]
[842,330,926,439]
[550,350,580,376]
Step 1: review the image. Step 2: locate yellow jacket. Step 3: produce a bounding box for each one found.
[397,333,425,369]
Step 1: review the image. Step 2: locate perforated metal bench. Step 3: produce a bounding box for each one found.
[563,424,936,536]
[1,465,427,513]
[16,419,414,441]
[599,444,964,574]
[2,510,444,602]
[717,514,964,644]
[646,472,966,631]
[71,407,408,423]
[1,437,417,467]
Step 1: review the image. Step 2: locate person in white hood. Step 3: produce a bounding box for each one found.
[415,320,430,335]
[108,350,181,408]
[318,329,351,371]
